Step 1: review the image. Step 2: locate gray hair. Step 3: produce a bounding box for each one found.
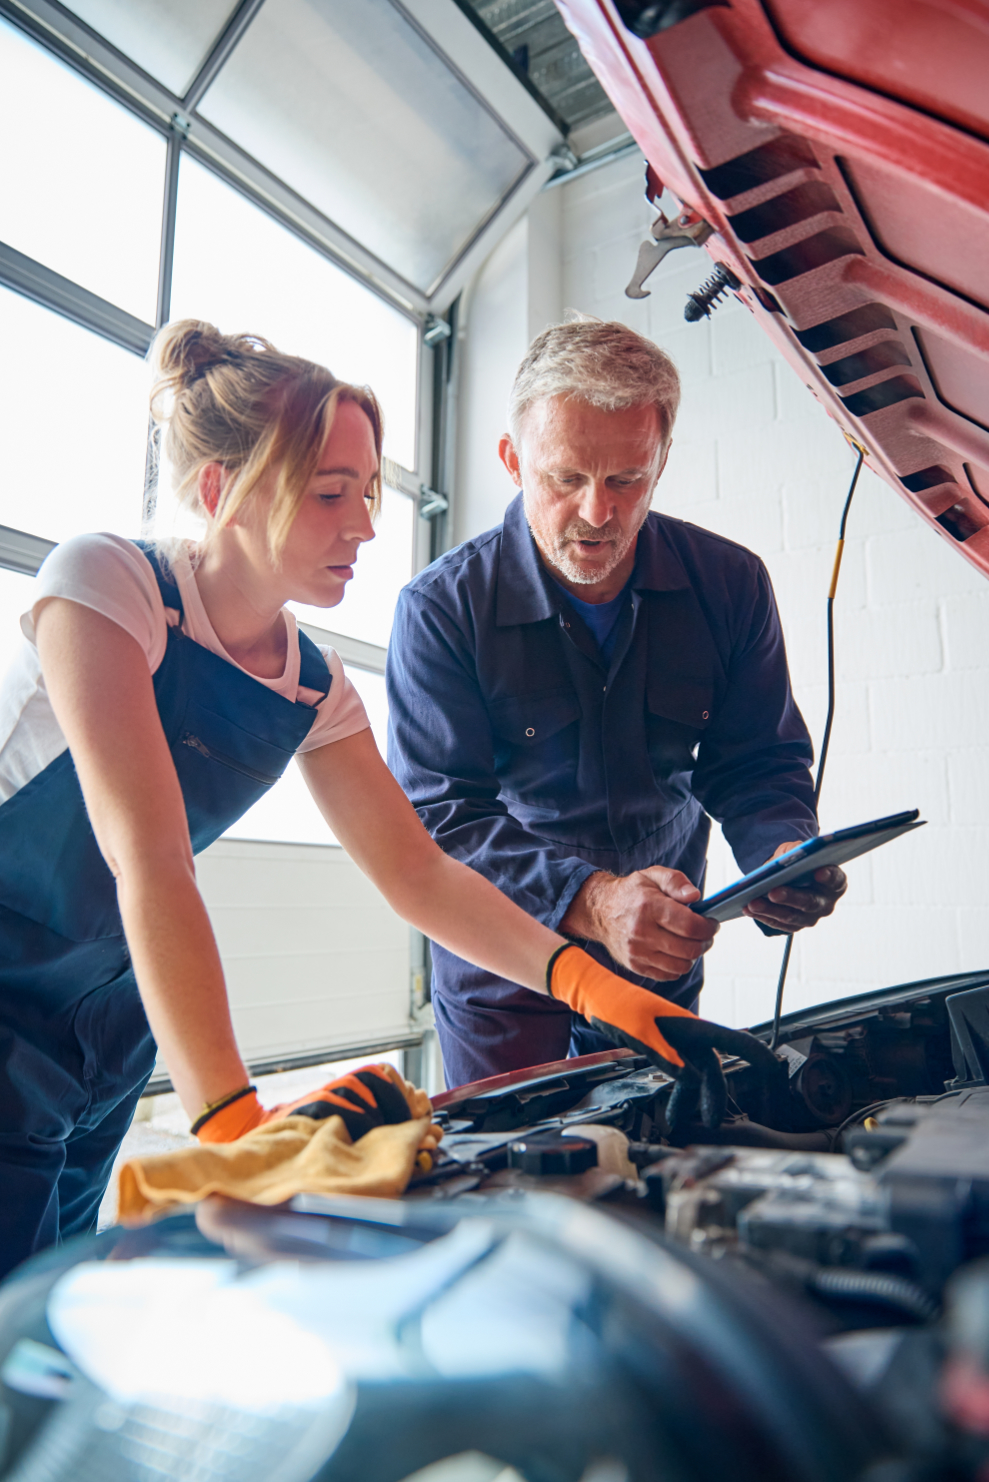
[508,315,681,444]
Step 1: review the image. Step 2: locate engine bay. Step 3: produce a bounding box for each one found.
[4,971,989,1482]
[417,969,987,1296]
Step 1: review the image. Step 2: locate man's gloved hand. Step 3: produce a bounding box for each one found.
[547,943,780,1133]
[192,1063,437,1146]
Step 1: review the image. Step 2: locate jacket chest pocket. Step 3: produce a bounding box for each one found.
[487,693,583,798]
[646,678,713,774]
[488,691,583,748]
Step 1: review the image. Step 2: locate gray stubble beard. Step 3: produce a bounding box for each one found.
[524,504,644,587]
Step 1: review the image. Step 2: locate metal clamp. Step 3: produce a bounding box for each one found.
[625,207,713,299]
[419,486,449,520]
[423,314,452,349]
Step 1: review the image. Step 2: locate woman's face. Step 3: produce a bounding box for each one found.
[276,397,378,610]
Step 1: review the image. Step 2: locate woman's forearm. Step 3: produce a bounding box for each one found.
[300,733,566,994]
[379,847,563,996]
[116,858,248,1116]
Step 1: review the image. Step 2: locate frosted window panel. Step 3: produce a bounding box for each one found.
[222,748,332,846]
[0,19,164,323]
[63,0,236,97]
[289,487,414,650]
[197,0,530,292]
[0,288,150,543]
[149,452,207,548]
[170,156,418,470]
[347,667,389,761]
[224,666,388,845]
[0,569,38,692]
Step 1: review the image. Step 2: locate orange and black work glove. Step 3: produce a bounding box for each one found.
[547,943,780,1133]
[192,1063,429,1145]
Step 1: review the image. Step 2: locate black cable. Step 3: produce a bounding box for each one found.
[769,447,865,1051]
[810,1267,938,1323]
[768,936,794,1051]
[826,1087,963,1151]
[814,449,863,809]
[828,1095,903,1147]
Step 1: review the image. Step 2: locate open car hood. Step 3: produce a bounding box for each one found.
[554,0,989,578]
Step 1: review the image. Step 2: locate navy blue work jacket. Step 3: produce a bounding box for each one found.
[387,494,817,1025]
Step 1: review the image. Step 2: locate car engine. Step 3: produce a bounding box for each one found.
[2,971,989,1482]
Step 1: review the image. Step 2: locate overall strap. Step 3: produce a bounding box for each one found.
[132,540,183,615]
[298,628,332,702]
[132,540,331,704]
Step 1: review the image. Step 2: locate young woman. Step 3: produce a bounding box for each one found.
[0,320,769,1278]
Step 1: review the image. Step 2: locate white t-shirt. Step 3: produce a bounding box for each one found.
[0,533,370,804]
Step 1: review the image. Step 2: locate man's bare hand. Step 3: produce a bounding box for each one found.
[743,839,847,933]
[560,867,718,981]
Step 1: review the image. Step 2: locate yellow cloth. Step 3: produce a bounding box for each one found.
[117,1113,432,1225]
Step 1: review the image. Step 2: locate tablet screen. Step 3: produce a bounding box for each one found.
[692,810,923,922]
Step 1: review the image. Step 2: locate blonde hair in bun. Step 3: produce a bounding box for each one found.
[148,318,382,559]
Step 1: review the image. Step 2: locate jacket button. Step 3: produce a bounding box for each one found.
[525,727,535,737]
[702,710,709,719]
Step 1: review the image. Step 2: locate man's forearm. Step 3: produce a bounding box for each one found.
[559,866,716,982]
[559,870,615,941]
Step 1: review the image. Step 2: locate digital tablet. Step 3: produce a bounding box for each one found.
[691,809,925,923]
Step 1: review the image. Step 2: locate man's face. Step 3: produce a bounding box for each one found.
[500,396,670,597]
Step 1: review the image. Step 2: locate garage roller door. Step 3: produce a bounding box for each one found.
[147,838,417,1091]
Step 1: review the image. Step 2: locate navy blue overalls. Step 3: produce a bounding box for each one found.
[0,545,330,1279]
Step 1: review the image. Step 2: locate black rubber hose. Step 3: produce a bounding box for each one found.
[668,1119,832,1151]
[810,1267,938,1323]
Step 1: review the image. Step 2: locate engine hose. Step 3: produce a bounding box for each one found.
[672,1118,832,1151]
[810,1266,938,1323]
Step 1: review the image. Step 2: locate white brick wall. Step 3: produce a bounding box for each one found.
[455,149,989,1032]
[556,153,989,1028]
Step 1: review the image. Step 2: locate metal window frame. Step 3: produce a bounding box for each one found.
[143,1031,425,1098]
[0,524,56,577]
[0,0,563,576]
[0,0,427,331]
[0,0,490,1075]
[298,624,387,677]
[0,0,433,568]
[0,0,564,312]
[0,0,429,311]
[0,240,155,355]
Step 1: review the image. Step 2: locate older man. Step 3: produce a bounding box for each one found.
[387,318,845,1087]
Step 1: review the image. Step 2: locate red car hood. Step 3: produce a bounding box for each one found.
[431,1046,637,1112]
[554,0,989,579]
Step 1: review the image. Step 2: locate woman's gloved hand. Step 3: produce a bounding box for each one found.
[192,1063,438,1146]
[547,943,781,1132]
